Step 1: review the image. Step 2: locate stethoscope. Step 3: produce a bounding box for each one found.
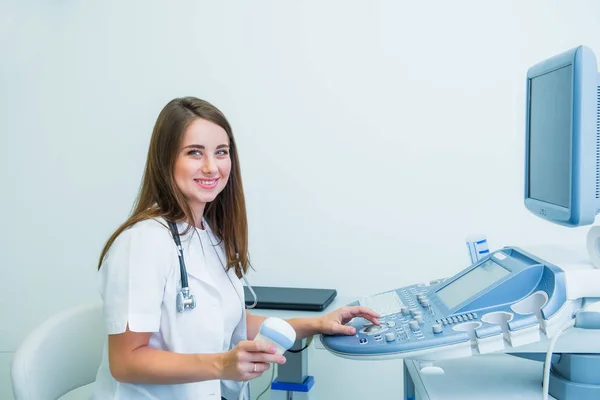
[166,220,257,313]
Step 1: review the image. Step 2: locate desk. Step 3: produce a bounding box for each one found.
[403,354,555,400]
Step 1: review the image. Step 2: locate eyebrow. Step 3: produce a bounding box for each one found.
[182,144,230,150]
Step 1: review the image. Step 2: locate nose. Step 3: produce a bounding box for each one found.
[202,155,218,175]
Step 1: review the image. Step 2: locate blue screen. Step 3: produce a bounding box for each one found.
[528,65,573,208]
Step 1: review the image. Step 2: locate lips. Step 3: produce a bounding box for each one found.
[194,178,219,189]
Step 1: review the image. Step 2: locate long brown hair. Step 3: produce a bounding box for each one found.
[98,97,249,277]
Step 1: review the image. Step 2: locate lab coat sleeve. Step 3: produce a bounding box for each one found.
[98,220,172,335]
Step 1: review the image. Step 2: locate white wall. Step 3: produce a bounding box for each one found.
[2,0,600,398]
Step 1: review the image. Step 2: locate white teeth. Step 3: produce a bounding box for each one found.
[196,179,216,185]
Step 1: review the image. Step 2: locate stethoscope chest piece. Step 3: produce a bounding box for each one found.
[176,287,196,313]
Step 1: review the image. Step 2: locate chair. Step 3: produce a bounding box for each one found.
[11,302,105,400]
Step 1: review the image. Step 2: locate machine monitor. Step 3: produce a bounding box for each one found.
[524,45,600,227]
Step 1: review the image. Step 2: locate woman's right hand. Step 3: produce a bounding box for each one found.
[220,340,287,381]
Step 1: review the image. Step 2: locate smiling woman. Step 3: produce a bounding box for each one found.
[91,96,379,400]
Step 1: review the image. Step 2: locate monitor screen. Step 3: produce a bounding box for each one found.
[528,65,573,208]
[436,259,510,309]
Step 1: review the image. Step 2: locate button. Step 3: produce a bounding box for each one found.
[364,325,385,334]
[409,320,420,331]
[430,279,442,285]
[415,315,424,324]
[452,317,458,323]
[387,321,396,327]
[401,307,410,316]
[385,332,396,342]
[359,338,368,344]
[410,309,422,317]
[442,319,448,325]
[432,324,443,334]
[467,313,474,320]
[421,299,430,307]
[473,313,478,319]
[457,316,463,322]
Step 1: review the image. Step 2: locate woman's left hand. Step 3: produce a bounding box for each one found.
[318,306,380,335]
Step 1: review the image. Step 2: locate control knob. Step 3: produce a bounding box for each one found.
[409,320,420,331]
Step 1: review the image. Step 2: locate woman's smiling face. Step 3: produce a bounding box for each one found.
[174,118,232,218]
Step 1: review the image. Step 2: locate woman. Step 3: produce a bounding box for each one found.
[92,97,379,399]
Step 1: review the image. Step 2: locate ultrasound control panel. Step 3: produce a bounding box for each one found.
[321,247,571,361]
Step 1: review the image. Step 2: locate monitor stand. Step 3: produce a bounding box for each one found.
[510,353,600,399]
[549,354,600,399]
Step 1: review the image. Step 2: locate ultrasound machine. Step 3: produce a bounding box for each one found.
[321,45,600,400]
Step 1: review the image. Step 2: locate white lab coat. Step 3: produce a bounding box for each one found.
[92,218,249,400]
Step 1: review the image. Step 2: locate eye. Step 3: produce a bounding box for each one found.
[187,150,202,157]
[216,149,229,156]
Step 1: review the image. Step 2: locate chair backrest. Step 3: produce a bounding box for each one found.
[11,302,105,400]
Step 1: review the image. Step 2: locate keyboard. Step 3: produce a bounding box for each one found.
[359,291,405,316]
